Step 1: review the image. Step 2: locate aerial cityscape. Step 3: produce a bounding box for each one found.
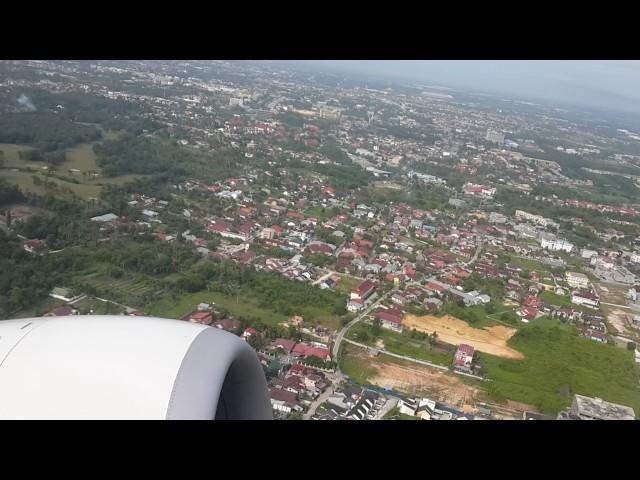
[0,60,639,420]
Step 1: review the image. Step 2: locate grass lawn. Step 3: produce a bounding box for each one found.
[73,297,123,315]
[540,290,573,307]
[382,407,419,420]
[305,206,327,219]
[480,318,640,415]
[1,142,144,200]
[339,344,379,385]
[0,143,38,168]
[347,323,454,366]
[148,289,289,325]
[79,269,159,308]
[334,275,362,295]
[506,254,554,273]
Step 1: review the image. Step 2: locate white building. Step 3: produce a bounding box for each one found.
[485,130,505,145]
[571,290,600,308]
[540,234,573,253]
[566,271,590,289]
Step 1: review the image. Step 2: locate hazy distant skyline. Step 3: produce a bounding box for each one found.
[294,61,640,116]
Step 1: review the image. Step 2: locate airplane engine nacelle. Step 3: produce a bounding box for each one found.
[0,316,273,420]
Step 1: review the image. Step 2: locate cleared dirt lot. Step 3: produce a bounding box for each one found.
[367,356,481,411]
[403,314,524,359]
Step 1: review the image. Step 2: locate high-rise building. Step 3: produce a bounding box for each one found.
[485,130,505,144]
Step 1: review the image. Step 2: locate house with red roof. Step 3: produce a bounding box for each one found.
[286,211,305,221]
[350,280,377,301]
[23,239,44,253]
[375,308,404,333]
[292,343,331,361]
[184,310,213,325]
[426,282,447,296]
[241,327,257,341]
[270,388,299,414]
[271,338,296,353]
[454,344,475,372]
[519,306,538,322]
[524,295,543,309]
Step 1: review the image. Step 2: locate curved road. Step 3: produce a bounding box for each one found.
[331,289,395,359]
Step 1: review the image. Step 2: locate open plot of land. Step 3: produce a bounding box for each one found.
[601,304,640,341]
[1,142,145,200]
[334,274,362,295]
[480,318,640,415]
[148,289,289,326]
[403,314,524,359]
[341,344,481,411]
[347,323,454,366]
[595,281,633,306]
[80,271,159,308]
[540,290,573,307]
[0,143,38,168]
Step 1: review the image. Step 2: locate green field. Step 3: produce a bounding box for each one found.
[73,297,124,315]
[339,343,379,384]
[305,206,327,219]
[347,323,454,366]
[334,275,362,295]
[480,318,640,415]
[0,143,39,167]
[383,407,420,420]
[505,254,554,273]
[79,270,159,308]
[540,290,573,307]
[1,142,144,200]
[148,289,290,325]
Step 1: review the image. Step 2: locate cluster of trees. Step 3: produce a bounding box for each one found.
[0,228,93,318]
[176,260,348,319]
[94,135,243,181]
[0,112,101,152]
[289,159,374,193]
[94,135,192,176]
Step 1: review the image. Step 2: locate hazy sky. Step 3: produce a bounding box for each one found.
[300,61,640,115]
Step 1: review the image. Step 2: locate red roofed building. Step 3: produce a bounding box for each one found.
[208,222,232,233]
[524,295,543,309]
[292,343,331,361]
[323,185,336,196]
[375,308,404,332]
[454,344,475,372]
[270,388,298,414]
[306,243,334,256]
[271,338,296,352]
[520,306,538,322]
[241,327,257,341]
[184,310,213,325]
[286,211,305,221]
[351,280,377,301]
[426,282,447,295]
[23,239,44,253]
[355,238,375,249]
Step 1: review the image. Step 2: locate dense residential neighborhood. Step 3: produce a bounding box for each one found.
[1,60,639,419]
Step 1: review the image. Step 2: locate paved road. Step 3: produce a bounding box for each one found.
[312,270,334,286]
[331,289,395,359]
[342,338,450,371]
[343,338,486,381]
[600,301,632,309]
[464,238,483,267]
[303,385,335,419]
